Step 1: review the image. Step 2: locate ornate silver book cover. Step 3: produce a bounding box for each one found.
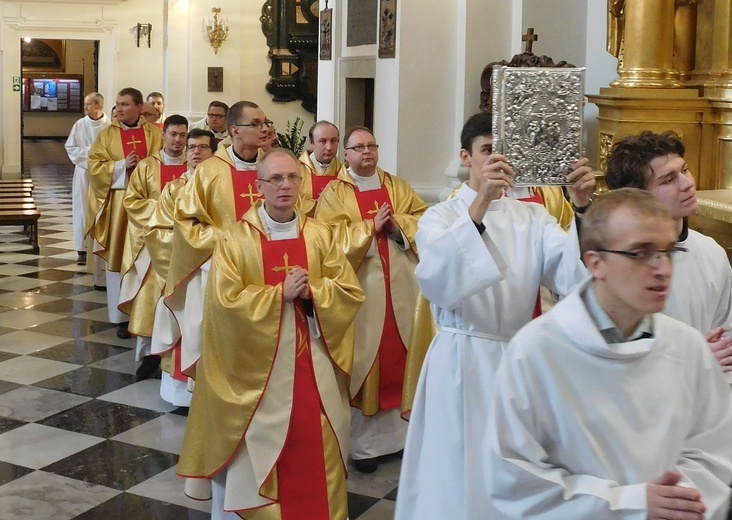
[491,66,585,186]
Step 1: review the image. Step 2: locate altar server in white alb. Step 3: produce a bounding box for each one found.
[65,92,110,266]
[395,112,596,519]
[605,130,732,371]
[488,188,732,519]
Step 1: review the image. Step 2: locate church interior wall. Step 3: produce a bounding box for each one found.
[0,0,312,176]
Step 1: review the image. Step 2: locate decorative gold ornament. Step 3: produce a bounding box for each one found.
[204,8,229,55]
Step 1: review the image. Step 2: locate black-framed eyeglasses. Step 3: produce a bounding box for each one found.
[207,113,226,119]
[596,246,687,267]
[345,144,379,153]
[258,174,302,187]
[186,144,211,151]
[235,120,274,129]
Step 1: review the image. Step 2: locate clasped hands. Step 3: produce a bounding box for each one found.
[125,151,140,171]
[373,203,398,234]
[283,267,311,302]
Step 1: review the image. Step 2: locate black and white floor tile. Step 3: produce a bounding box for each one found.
[0,141,398,519]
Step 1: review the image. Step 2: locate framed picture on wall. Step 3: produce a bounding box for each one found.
[378,0,396,59]
[320,8,332,60]
[207,67,223,92]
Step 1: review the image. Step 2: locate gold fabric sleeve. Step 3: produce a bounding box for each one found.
[143,179,185,288]
[536,186,574,231]
[122,154,163,275]
[164,150,239,298]
[401,292,437,418]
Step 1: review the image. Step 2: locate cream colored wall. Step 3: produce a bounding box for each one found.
[0,0,312,176]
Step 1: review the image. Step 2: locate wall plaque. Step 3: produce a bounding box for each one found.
[347,0,378,47]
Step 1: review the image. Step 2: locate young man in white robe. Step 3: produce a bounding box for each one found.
[488,188,732,519]
[395,112,596,519]
[64,92,110,266]
[605,131,732,373]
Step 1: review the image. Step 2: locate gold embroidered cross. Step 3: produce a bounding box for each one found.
[240,183,262,205]
[367,200,381,215]
[272,252,300,275]
[126,136,142,151]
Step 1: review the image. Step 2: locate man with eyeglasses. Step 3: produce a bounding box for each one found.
[141,102,160,127]
[298,120,342,216]
[88,87,163,342]
[189,101,229,143]
[605,131,732,374]
[487,188,732,519]
[118,114,189,380]
[396,112,594,519]
[178,148,364,520]
[316,126,428,474]
[158,101,272,386]
[144,128,216,405]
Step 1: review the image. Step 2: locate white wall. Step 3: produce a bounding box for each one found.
[0,0,312,176]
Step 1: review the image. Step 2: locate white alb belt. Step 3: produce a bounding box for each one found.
[437,326,511,343]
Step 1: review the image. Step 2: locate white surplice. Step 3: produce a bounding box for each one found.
[64,114,111,251]
[666,228,732,332]
[488,279,732,519]
[395,183,588,520]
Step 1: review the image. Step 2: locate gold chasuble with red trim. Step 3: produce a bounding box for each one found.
[260,233,330,519]
[159,164,188,187]
[120,128,148,162]
[229,166,262,219]
[311,175,336,201]
[354,187,408,411]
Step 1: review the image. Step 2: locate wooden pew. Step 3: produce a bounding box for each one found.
[0,209,40,253]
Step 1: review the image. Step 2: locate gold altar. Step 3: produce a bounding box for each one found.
[592,0,732,259]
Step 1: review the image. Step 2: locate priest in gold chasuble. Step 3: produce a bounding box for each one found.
[297,120,342,216]
[178,149,363,519]
[144,129,217,406]
[87,87,163,328]
[315,126,427,473]
[155,102,270,381]
[120,115,188,375]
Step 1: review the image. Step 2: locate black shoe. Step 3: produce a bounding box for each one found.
[353,457,378,474]
[94,285,107,292]
[116,321,131,339]
[76,252,87,266]
[136,355,161,381]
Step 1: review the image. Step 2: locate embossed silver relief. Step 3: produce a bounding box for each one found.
[492,66,585,186]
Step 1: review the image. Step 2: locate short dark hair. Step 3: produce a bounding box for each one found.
[343,126,374,148]
[309,120,339,142]
[580,188,672,256]
[605,131,686,190]
[147,91,164,101]
[163,114,188,133]
[187,128,217,154]
[118,87,143,106]
[208,100,229,113]
[227,101,260,132]
[460,112,493,153]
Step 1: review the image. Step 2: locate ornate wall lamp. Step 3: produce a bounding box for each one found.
[204,8,229,55]
[136,23,152,48]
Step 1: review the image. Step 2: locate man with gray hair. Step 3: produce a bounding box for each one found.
[65,92,110,266]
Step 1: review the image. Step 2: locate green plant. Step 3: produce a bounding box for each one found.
[276,117,307,157]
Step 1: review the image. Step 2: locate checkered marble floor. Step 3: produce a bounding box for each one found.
[0,141,398,519]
